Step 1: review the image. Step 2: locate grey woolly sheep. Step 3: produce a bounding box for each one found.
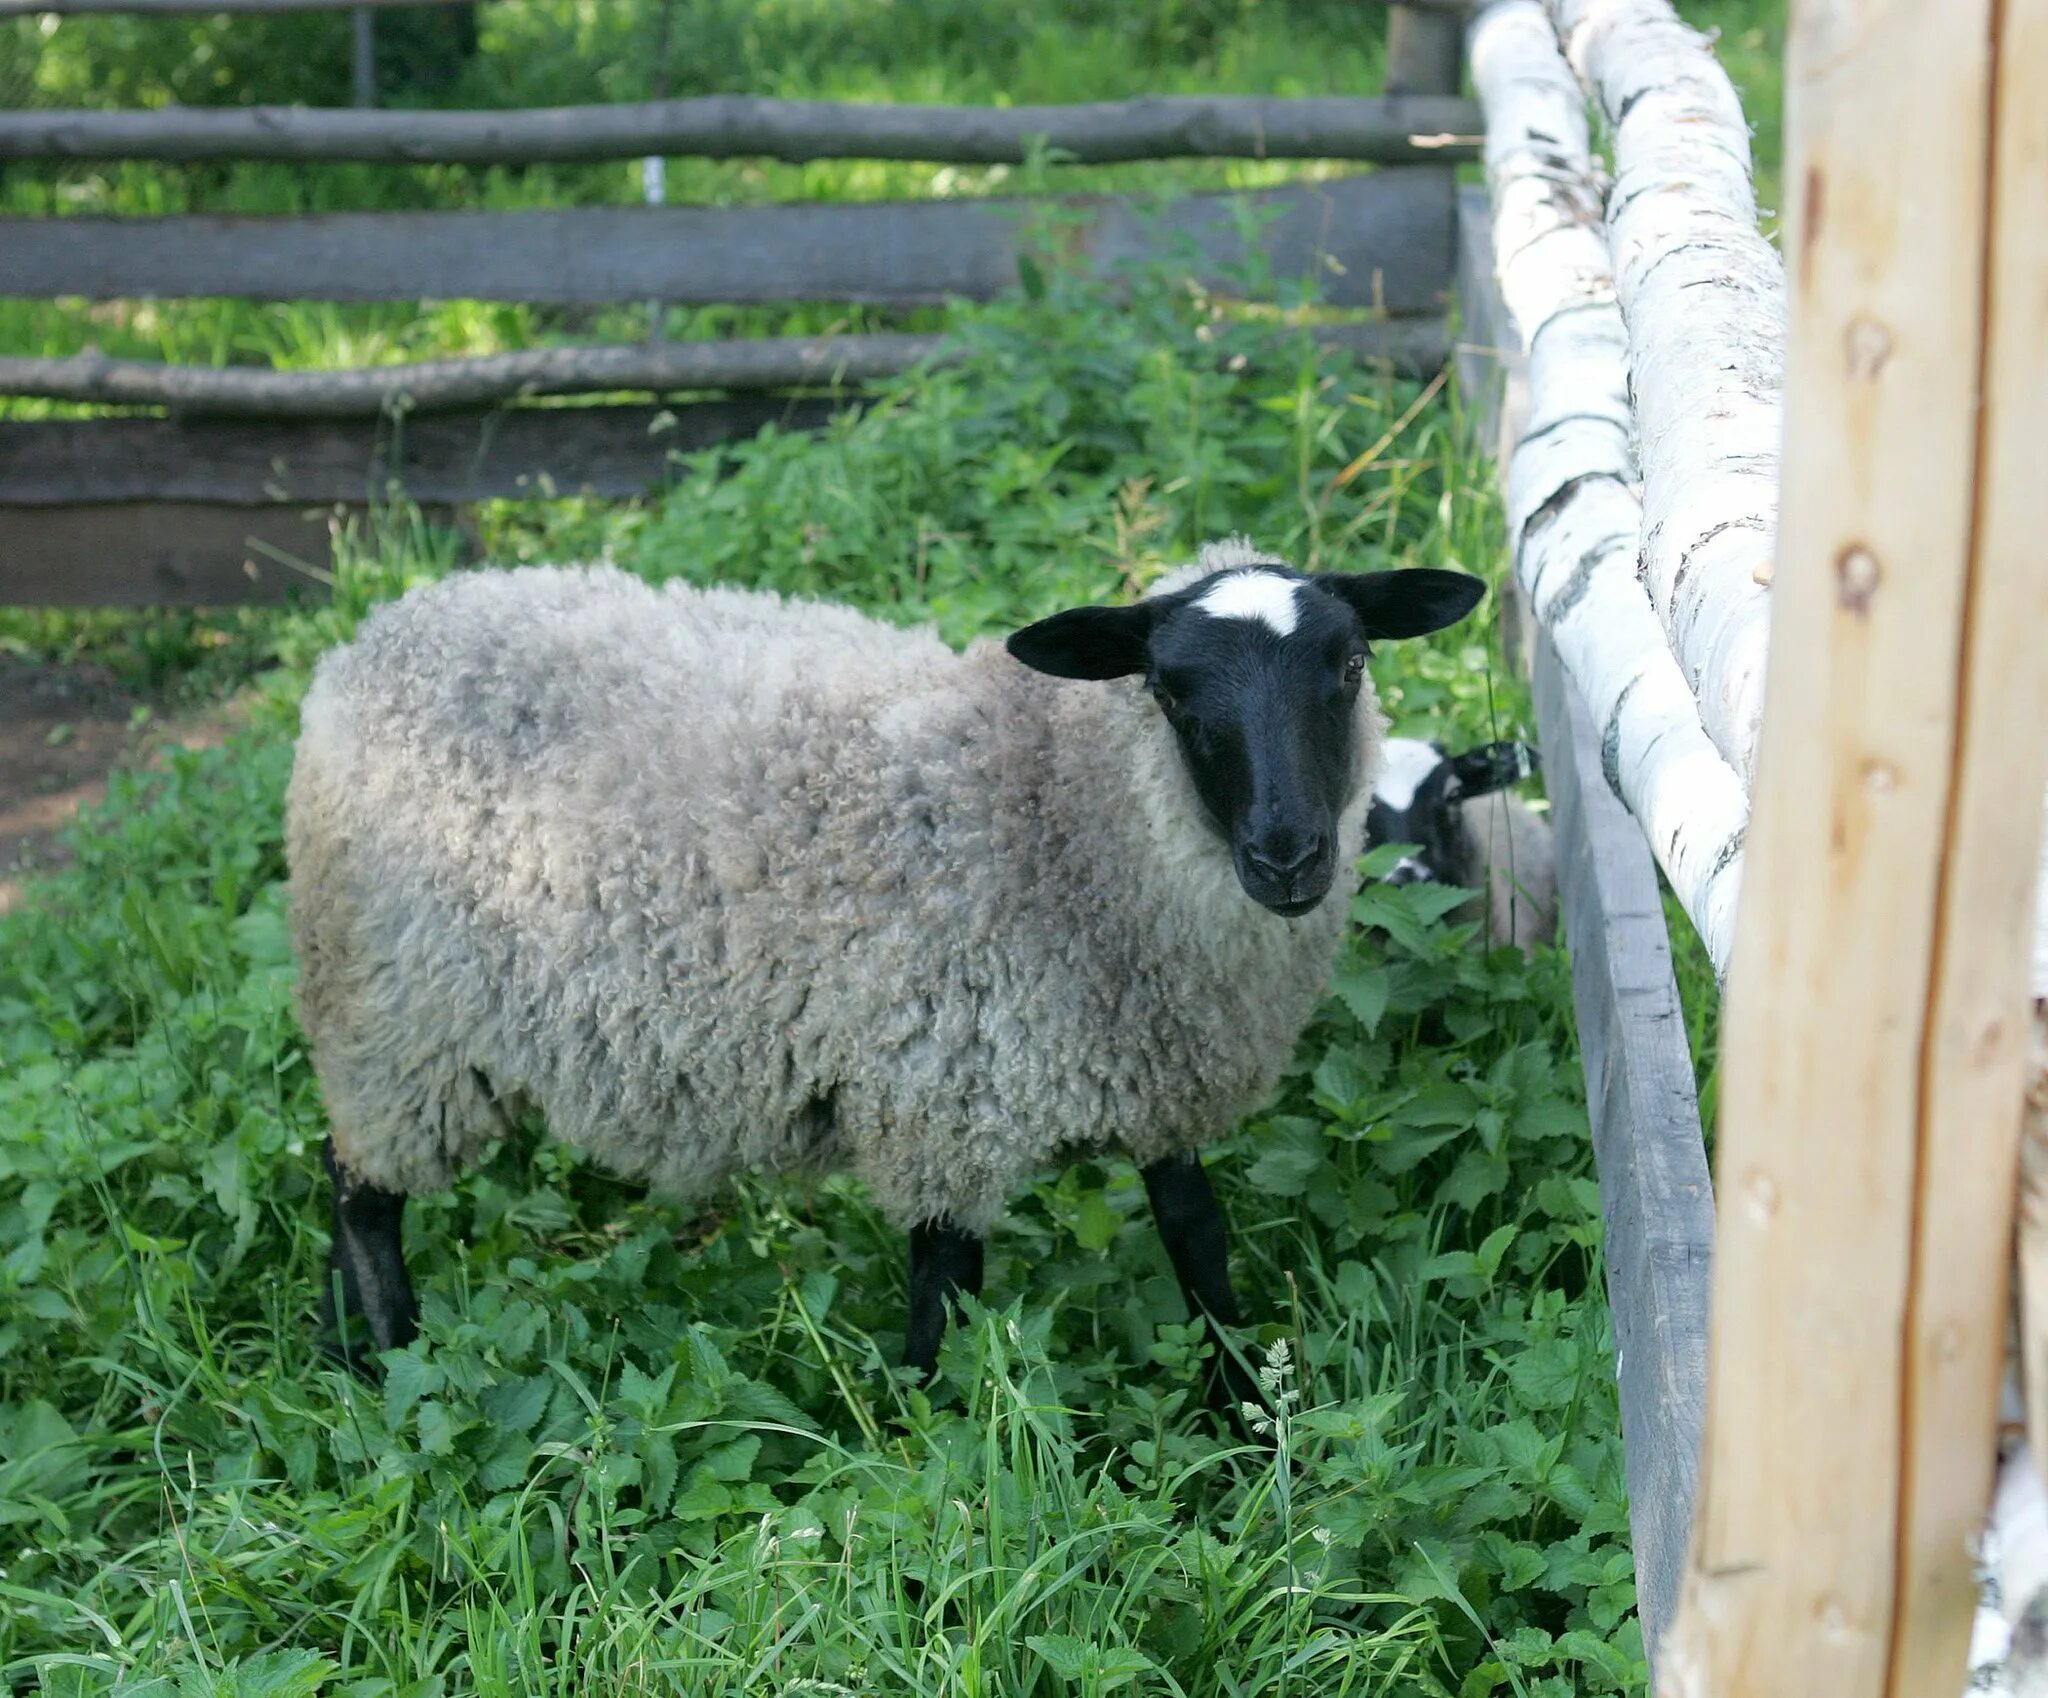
[1366,737,1558,951]
[288,541,1485,1395]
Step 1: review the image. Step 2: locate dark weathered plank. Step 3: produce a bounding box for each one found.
[0,317,1446,418]
[0,397,845,506]
[1532,628,1715,1685]
[0,94,1482,166]
[0,502,353,604]
[1387,5,1466,96]
[0,176,1454,312]
[1453,184,1535,673]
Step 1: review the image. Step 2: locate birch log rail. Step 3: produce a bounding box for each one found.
[1547,0,1784,786]
[1462,2,2048,1694]
[1470,0,1747,973]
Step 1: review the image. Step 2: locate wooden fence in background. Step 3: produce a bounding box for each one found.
[0,0,1477,605]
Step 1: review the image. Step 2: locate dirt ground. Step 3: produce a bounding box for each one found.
[0,657,237,914]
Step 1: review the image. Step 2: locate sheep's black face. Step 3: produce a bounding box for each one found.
[1007,559,1487,917]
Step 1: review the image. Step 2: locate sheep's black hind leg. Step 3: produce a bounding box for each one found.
[1141,1152,1263,1414]
[904,1220,984,1381]
[322,1138,418,1366]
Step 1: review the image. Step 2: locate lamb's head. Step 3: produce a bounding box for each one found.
[1006,550,1485,917]
[1369,737,1539,888]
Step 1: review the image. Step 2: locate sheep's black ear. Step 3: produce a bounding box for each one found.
[1320,569,1487,640]
[1006,603,1156,680]
[1448,739,1537,798]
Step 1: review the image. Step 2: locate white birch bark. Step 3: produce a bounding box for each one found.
[1472,0,1748,971]
[1547,0,1784,785]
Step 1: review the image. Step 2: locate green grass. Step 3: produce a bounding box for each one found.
[0,257,1642,1696]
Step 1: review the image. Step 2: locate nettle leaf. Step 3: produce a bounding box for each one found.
[705,1435,761,1484]
[1073,1187,1122,1252]
[1506,1337,1582,1411]
[1024,1632,1157,1690]
[798,1267,838,1323]
[1514,1097,1588,1142]
[1330,960,1390,1033]
[1476,1223,1518,1278]
[1246,1120,1326,1198]
[1436,1147,1509,1212]
[1401,882,1479,926]
[1349,886,1436,955]
[1359,842,1416,880]
[480,1372,551,1438]
[1553,1627,1640,1688]
[415,1400,457,1457]
[641,1435,679,1517]
[1475,1530,1547,1591]
[617,1360,676,1423]
[1311,1047,1378,1118]
[1491,1418,1566,1483]
[381,1351,440,1427]
[1026,1634,1090,1681]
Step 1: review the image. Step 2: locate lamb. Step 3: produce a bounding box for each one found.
[287,540,1484,1396]
[1365,737,1558,950]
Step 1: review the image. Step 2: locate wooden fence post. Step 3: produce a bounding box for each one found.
[1385,2,1461,322]
[1662,2,2048,1694]
[351,6,376,109]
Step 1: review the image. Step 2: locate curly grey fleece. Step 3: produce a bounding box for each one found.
[287,543,1386,1232]
[1458,794,1558,952]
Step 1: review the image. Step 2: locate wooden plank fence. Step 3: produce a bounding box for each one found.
[0,3,1470,605]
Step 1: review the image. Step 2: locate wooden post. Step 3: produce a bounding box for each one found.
[1384,1,1461,325]
[1662,1,2048,1694]
[351,6,376,110]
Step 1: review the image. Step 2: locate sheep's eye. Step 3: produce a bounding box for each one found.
[1148,682,1178,713]
[1343,653,1367,684]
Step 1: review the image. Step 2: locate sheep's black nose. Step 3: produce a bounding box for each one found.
[1244,836,1326,883]
[1383,856,1433,887]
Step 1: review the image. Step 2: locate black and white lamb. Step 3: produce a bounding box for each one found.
[287,540,1484,1392]
[1366,736,1557,950]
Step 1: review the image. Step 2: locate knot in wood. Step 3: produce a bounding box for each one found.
[1834,544,1880,612]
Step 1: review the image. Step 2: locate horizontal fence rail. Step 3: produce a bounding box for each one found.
[0,176,1451,311]
[0,334,942,417]
[0,320,1444,419]
[0,93,1482,165]
[0,400,843,505]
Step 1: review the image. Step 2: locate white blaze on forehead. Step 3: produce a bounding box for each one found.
[1195,570,1301,637]
[1374,737,1444,812]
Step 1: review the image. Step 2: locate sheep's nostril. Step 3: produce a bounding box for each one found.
[1246,836,1328,882]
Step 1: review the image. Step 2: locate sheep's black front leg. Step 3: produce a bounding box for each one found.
[1142,1152,1262,1413]
[322,1137,418,1366]
[904,1219,984,1381]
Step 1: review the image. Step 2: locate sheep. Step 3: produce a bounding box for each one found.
[1365,737,1558,950]
[287,540,1485,1397]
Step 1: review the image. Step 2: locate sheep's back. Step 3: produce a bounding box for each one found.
[288,566,960,1196]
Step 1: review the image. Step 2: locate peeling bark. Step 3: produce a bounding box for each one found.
[1472,0,1747,972]
[1548,0,1784,785]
